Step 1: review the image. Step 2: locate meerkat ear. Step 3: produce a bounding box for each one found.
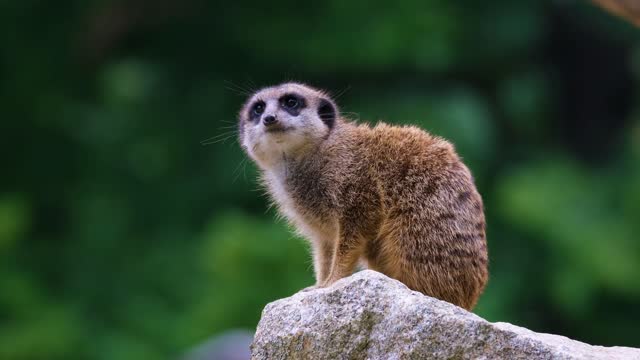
[317,98,336,129]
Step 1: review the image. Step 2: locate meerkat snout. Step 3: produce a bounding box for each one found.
[262,115,277,126]
[237,82,488,310]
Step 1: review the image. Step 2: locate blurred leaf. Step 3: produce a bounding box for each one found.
[498,69,553,137]
[0,272,81,359]
[177,211,312,346]
[0,195,29,252]
[101,60,159,107]
[496,159,640,315]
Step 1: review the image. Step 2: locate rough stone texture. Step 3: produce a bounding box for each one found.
[251,270,640,360]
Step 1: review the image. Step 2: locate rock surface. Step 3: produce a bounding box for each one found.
[251,270,640,360]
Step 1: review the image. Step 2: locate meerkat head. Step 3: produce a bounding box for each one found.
[238,82,338,170]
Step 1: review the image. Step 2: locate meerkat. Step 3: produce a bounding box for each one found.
[238,82,488,310]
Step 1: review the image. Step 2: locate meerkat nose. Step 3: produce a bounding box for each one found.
[263,115,277,126]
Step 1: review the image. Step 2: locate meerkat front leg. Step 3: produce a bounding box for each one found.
[312,239,334,284]
[319,226,365,287]
[300,230,336,292]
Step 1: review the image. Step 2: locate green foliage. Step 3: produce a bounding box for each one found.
[182,212,311,344]
[0,196,29,251]
[1,0,639,358]
[497,158,640,309]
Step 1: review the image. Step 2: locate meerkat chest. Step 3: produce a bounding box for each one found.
[265,168,334,227]
[269,177,338,243]
[267,174,298,219]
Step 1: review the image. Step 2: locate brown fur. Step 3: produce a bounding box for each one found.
[238,83,488,310]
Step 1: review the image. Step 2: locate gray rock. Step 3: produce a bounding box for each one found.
[251,270,640,360]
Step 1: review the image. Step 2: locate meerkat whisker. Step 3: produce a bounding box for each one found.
[200,130,239,144]
[245,78,258,92]
[331,85,352,100]
[201,136,236,146]
[232,157,248,183]
[217,124,239,130]
[224,80,256,96]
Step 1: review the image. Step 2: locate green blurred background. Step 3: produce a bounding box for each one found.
[1,0,640,359]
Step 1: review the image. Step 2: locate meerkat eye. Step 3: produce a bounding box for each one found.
[282,95,299,109]
[251,102,265,118]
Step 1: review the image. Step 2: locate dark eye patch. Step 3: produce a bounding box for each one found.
[317,98,336,129]
[279,93,306,116]
[249,101,265,121]
[282,95,299,109]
